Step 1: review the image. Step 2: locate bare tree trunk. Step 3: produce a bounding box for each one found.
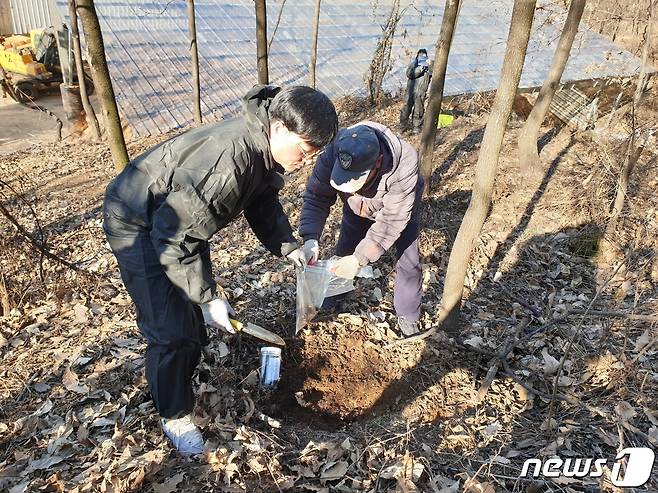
[419,0,460,191]
[440,0,537,331]
[255,0,269,85]
[187,0,202,126]
[602,1,652,252]
[518,0,585,174]
[69,0,101,141]
[309,0,321,88]
[76,0,129,171]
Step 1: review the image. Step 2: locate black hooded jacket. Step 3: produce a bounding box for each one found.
[103,85,296,304]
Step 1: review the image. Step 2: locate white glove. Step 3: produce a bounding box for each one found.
[330,255,361,279]
[286,247,305,267]
[302,239,319,265]
[286,239,320,267]
[200,298,236,334]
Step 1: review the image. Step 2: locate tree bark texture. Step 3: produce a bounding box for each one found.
[518,0,585,174]
[187,0,202,125]
[76,0,129,171]
[309,0,322,88]
[419,0,461,191]
[255,0,269,85]
[69,0,101,140]
[440,0,537,331]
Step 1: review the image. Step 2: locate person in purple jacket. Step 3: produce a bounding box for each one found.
[298,122,424,336]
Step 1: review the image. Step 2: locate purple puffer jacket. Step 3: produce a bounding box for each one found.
[299,120,422,265]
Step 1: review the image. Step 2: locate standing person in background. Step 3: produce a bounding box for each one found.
[103,85,337,455]
[399,48,431,134]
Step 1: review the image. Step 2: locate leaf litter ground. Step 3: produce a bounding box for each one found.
[1,89,657,492]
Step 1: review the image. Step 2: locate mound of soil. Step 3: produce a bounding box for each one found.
[278,326,409,421]
[260,316,488,432]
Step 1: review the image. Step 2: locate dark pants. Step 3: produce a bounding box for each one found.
[399,94,426,131]
[335,207,422,321]
[104,213,208,420]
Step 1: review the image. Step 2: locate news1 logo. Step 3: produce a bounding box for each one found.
[519,447,655,487]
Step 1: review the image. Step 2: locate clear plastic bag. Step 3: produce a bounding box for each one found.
[295,259,355,333]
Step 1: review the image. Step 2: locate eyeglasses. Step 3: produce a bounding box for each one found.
[296,142,322,162]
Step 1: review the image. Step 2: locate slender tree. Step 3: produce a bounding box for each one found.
[418,0,460,191]
[255,0,269,84]
[518,0,586,174]
[603,1,653,253]
[187,0,202,125]
[76,0,129,171]
[309,0,321,88]
[440,0,537,331]
[69,0,101,140]
[365,0,401,104]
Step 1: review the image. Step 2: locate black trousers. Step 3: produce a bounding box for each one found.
[399,94,426,130]
[103,212,208,419]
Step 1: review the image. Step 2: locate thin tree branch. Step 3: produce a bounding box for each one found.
[268,0,287,52]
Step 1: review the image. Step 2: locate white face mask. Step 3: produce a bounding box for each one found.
[417,54,428,66]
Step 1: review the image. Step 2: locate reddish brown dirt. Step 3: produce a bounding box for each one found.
[262,316,491,429]
[279,327,408,421]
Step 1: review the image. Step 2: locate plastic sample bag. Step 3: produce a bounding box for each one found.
[295,259,354,333]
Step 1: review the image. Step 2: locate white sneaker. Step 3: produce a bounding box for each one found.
[161,414,204,455]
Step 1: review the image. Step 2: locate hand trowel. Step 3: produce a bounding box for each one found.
[229,318,286,346]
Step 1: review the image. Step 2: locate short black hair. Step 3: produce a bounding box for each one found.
[417,48,427,56]
[269,86,338,149]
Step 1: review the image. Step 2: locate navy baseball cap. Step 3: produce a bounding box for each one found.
[330,126,381,193]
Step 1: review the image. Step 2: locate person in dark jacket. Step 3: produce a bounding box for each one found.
[298,121,424,337]
[103,85,337,454]
[399,48,431,134]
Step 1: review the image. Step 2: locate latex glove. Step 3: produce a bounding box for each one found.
[200,298,236,334]
[286,247,306,267]
[331,255,361,279]
[302,239,319,265]
[287,239,319,267]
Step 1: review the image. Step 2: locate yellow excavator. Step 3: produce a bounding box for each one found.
[0,28,94,103]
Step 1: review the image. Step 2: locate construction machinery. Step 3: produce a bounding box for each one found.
[0,27,94,103]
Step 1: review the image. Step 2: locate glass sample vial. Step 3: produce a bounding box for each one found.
[259,347,282,389]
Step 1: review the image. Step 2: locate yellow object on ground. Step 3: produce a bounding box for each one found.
[437,113,455,128]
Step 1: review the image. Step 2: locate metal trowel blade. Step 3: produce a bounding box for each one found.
[229,318,286,345]
[242,322,286,346]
